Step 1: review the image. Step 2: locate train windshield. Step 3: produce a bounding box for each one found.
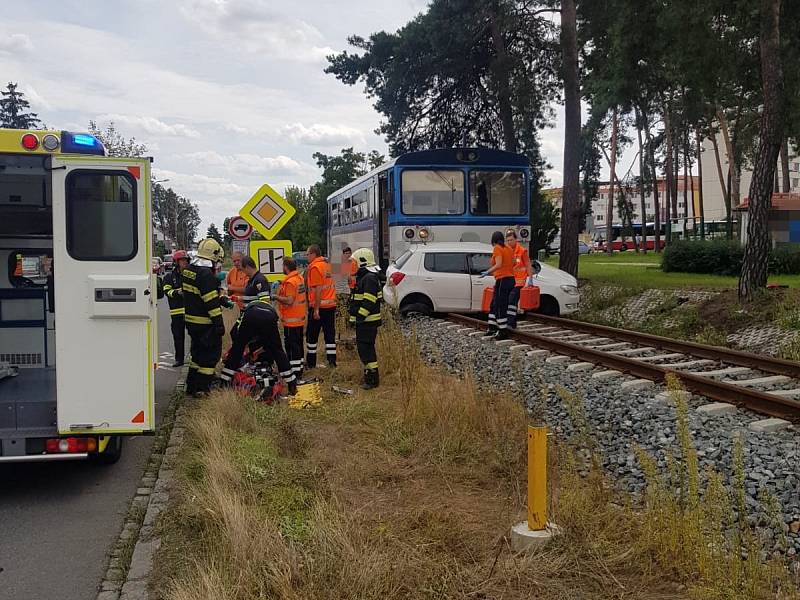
[401,170,465,215]
[469,170,526,215]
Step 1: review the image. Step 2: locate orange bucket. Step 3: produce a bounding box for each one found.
[481,286,494,313]
[519,285,540,311]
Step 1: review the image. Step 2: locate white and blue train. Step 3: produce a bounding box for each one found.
[326,148,532,272]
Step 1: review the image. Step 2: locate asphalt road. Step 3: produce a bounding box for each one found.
[0,300,180,600]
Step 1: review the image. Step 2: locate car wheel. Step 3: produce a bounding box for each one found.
[91,436,123,465]
[536,295,560,317]
[400,302,432,317]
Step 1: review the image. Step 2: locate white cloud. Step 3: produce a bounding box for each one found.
[280,122,366,147]
[95,114,201,138]
[20,84,52,111]
[178,150,311,176]
[0,32,33,54]
[178,0,334,62]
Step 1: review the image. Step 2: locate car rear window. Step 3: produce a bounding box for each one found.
[394,250,413,269]
[423,252,468,274]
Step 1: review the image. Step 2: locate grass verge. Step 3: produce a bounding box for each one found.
[152,315,799,599]
[547,253,800,289]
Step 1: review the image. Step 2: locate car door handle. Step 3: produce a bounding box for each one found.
[423,277,434,282]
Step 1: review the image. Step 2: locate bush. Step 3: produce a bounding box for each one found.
[768,243,800,275]
[662,240,800,276]
[661,240,744,276]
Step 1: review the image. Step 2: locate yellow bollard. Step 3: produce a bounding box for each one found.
[527,425,548,531]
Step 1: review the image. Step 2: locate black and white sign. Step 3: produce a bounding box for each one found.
[258,247,285,275]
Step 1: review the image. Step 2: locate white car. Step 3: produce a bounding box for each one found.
[383,242,580,317]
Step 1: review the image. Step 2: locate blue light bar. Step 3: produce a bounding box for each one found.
[60,131,106,156]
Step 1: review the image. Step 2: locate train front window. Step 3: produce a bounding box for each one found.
[401,170,464,215]
[469,171,526,215]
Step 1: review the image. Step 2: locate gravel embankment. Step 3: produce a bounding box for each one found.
[407,316,800,557]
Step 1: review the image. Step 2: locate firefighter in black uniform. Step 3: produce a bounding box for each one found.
[182,239,225,396]
[162,249,189,367]
[220,295,298,396]
[349,248,383,389]
[235,256,270,304]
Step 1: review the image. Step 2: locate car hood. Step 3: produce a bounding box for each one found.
[532,263,578,287]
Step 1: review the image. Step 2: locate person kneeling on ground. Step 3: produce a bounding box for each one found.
[349,247,383,389]
[220,295,298,396]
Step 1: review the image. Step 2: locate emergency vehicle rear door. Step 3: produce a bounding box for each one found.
[50,156,156,435]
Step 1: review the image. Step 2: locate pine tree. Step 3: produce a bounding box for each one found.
[206,223,223,245]
[0,82,41,129]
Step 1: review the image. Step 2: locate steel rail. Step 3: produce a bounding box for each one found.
[520,313,800,379]
[445,314,800,421]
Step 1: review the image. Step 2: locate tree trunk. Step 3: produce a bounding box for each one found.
[711,131,728,202]
[645,123,662,252]
[636,106,648,253]
[697,129,706,239]
[489,2,517,154]
[683,130,690,238]
[739,0,785,302]
[558,0,581,277]
[606,107,619,255]
[664,103,674,244]
[775,156,781,193]
[781,138,791,192]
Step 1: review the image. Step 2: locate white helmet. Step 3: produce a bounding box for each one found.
[351,247,377,270]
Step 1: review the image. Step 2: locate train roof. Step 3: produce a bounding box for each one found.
[327,147,529,202]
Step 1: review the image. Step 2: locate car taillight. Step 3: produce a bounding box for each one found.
[390,272,405,286]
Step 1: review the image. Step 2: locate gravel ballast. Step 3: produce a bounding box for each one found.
[408,316,800,558]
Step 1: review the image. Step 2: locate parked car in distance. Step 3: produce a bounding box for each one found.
[548,238,592,255]
[292,251,309,268]
[383,242,580,317]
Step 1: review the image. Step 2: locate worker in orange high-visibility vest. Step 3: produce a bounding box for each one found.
[275,256,307,381]
[305,244,337,368]
[481,231,515,340]
[505,229,533,329]
[13,253,23,277]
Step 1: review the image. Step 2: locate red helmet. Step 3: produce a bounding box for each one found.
[172,250,188,261]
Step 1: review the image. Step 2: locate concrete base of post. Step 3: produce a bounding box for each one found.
[510,521,561,552]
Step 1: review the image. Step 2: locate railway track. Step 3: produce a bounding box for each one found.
[444,313,800,422]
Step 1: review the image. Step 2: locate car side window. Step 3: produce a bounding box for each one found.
[423,253,468,274]
[468,253,491,275]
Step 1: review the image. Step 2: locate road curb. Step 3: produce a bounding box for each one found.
[95,365,189,600]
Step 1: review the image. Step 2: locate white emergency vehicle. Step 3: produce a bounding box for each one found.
[0,128,157,463]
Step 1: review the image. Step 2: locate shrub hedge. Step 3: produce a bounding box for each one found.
[661,240,800,276]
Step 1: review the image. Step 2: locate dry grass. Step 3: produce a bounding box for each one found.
[152,314,800,600]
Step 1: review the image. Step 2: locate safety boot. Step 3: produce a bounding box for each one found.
[288,379,298,396]
[361,369,379,390]
[482,327,497,337]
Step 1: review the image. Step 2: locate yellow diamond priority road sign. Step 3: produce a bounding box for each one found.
[239,183,296,240]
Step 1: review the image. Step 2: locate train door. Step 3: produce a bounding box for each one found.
[377,174,390,270]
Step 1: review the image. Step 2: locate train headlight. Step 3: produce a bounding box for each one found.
[404,228,415,240]
[418,227,430,240]
[519,228,530,239]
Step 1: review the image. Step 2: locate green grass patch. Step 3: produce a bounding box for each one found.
[548,252,800,289]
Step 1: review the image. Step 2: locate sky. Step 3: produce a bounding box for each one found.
[0,0,575,234]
